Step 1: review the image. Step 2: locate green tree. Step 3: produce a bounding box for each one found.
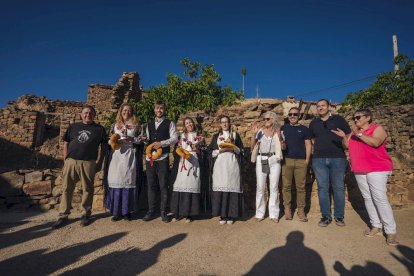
[131,58,243,123]
[340,54,414,112]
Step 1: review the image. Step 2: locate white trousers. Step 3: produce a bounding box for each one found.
[355,171,397,234]
[255,156,281,219]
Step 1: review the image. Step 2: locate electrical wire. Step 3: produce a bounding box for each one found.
[293,74,380,98]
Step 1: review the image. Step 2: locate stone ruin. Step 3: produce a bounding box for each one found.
[0,72,142,211]
[0,72,413,214]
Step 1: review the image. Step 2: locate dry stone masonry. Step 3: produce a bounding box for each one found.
[177,101,414,211]
[0,72,412,214]
[0,72,141,212]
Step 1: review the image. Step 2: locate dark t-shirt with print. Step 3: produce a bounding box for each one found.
[63,122,107,161]
[281,124,311,159]
[309,115,351,158]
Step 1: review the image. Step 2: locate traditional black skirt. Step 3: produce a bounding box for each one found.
[211,191,243,219]
[170,191,200,217]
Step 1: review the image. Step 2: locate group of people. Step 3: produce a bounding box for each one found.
[52,99,399,246]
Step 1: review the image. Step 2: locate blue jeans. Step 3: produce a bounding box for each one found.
[312,158,347,219]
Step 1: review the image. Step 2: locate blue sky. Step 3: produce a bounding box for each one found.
[1,0,413,107]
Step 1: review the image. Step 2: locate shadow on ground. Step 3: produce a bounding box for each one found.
[245,231,326,275]
[0,232,127,275]
[334,260,392,276]
[391,245,414,275]
[345,164,370,226]
[333,244,414,275]
[61,233,187,275]
[0,221,54,250]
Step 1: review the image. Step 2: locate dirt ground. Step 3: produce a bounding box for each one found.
[0,206,413,276]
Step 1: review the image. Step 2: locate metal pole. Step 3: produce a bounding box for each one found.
[393,35,399,73]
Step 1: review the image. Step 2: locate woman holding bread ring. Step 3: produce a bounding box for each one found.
[106,103,143,221]
[208,115,244,225]
[170,117,204,223]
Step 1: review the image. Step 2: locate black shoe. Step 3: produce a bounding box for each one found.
[122,213,132,221]
[161,211,169,223]
[111,216,122,222]
[318,217,332,227]
[52,217,68,229]
[143,211,156,221]
[80,216,91,227]
[334,217,346,227]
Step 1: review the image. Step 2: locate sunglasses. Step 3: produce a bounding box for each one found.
[322,121,327,128]
[263,118,271,121]
[288,113,299,117]
[352,115,366,121]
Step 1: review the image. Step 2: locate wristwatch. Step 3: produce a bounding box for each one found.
[357,132,363,137]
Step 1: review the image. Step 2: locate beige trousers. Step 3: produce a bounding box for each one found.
[59,158,96,217]
[282,158,307,209]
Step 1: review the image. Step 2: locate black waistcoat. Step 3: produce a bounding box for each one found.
[148,118,171,154]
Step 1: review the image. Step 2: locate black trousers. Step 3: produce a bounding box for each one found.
[146,158,169,212]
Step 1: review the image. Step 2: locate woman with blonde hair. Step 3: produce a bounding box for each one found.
[106,103,143,221]
[251,111,283,222]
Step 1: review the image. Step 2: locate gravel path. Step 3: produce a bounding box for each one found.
[1,207,413,275]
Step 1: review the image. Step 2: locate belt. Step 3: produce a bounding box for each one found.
[258,152,275,156]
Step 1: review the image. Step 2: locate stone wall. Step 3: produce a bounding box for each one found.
[0,107,44,148]
[177,100,414,211]
[87,72,142,123]
[177,98,337,211]
[345,105,414,206]
[0,168,105,212]
[0,72,142,157]
[1,84,413,213]
[0,72,141,212]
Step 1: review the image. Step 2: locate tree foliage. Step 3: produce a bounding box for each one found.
[340,54,414,112]
[132,58,243,123]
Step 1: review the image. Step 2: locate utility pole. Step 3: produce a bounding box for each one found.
[393,35,399,73]
[241,67,246,96]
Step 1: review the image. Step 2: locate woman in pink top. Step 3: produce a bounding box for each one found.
[332,109,398,246]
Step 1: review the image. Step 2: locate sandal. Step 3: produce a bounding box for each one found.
[364,227,382,237]
[386,234,399,246]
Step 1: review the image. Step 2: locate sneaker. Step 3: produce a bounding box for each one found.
[111,216,122,222]
[284,208,293,220]
[80,216,91,227]
[256,217,264,222]
[219,217,226,225]
[318,217,332,227]
[334,217,346,227]
[297,209,308,222]
[185,217,192,223]
[386,234,399,246]
[364,227,382,237]
[142,211,156,222]
[270,218,279,223]
[52,217,68,229]
[161,211,169,223]
[227,219,234,225]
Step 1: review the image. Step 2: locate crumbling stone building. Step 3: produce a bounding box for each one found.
[0,72,142,210]
[0,72,413,214]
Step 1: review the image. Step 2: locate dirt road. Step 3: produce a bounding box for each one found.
[1,207,413,275]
